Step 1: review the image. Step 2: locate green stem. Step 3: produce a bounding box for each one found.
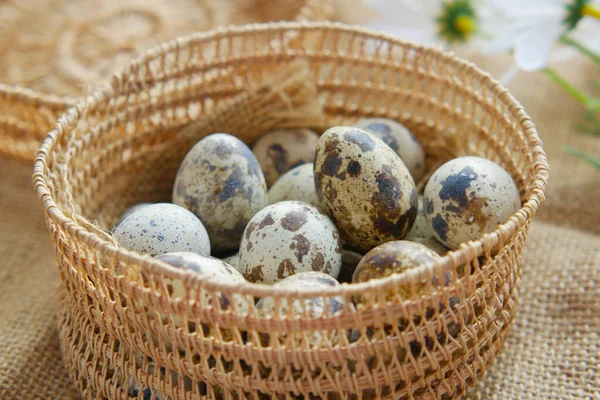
[560,36,600,64]
[543,68,600,112]
[543,68,589,104]
[564,146,600,169]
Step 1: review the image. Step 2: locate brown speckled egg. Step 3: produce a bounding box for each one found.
[424,156,521,249]
[113,203,210,257]
[239,201,342,284]
[172,133,267,253]
[354,118,426,182]
[256,272,343,317]
[336,249,363,284]
[405,196,434,240]
[314,126,418,252]
[268,163,319,208]
[256,271,344,347]
[410,237,449,256]
[352,241,444,301]
[252,128,320,186]
[155,252,248,312]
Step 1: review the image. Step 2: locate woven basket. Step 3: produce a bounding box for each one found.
[34,22,548,399]
[0,0,332,162]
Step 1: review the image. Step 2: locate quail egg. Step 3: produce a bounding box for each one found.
[405,196,434,240]
[352,241,444,301]
[252,128,320,186]
[116,202,152,226]
[155,252,248,312]
[256,272,343,316]
[354,118,426,182]
[410,237,449,256]
[268,163,319,208]
[314,126,418,252]
[172,133,267,253]
[113,203,210,257]
[256,271,344,347]
[239,201,342,284]
[222,252,241,274]
[128,376,161,400]
[424,156,521,249]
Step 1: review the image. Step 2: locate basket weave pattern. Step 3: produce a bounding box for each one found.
[0,0,333,162]
[34,23,548,399]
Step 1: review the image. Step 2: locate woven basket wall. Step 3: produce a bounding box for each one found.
[0,0,333,162]
[34,22,548,399]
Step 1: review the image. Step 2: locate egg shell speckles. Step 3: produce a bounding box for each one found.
[424,156,521,249]
[268,163,320,208]
[239,201,342,284]
[405,196,434,240]
[352,241,445,301]
[354,118,426,182]
[113,203,210,257]
[172,133,267,253]
[314,126,418,252]
[252,128,320,187]
[155,252,248,312]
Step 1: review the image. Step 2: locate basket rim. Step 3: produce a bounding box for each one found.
[32,21,549,300]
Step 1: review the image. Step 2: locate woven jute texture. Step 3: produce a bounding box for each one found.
[0,25,598,400]
[0,0,333,162]
[29,22,550,399]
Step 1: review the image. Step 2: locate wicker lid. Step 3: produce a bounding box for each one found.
[0,0,333,161]
[0,0,332,96]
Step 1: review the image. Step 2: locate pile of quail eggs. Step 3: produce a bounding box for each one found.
[113,118,521,319]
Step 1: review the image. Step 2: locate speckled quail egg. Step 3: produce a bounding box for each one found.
[314,126,418,252]
[268,163,319,208]
[256,272,344,316]
[354,118,426,182]
[423,156,521,249]
[352,241,444,301]
[256,271,344,347]
[128,375,162,400]
[116,202,152,226]
[410,237,449,256]
[405,196,434,240]
[172,133,267,253]
[113,203,210,257]
[239,201,342,284]
[336,249,364,284]
[222,252,241,273]
[154,252,248,312]
[252,128,320,186]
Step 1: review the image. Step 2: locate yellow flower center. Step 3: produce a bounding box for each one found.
[582,4,600,19]
[454,15,476,35]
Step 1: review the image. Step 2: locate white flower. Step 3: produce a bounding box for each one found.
[363,0,490,49]
[485,0,600,71]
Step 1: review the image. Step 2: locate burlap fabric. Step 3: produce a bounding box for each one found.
[0,27,598,400]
